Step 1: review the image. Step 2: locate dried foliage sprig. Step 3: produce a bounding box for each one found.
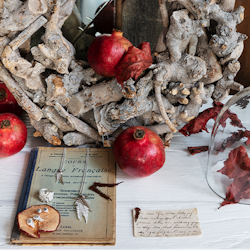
[89,182,123,201]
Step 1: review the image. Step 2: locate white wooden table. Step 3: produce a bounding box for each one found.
[1,98,250,249]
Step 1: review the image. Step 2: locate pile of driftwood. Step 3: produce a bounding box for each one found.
[0,0,247,147]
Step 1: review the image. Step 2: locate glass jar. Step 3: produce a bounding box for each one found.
[207,87,250,205]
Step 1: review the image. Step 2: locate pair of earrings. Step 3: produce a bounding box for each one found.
[26,207,49,228]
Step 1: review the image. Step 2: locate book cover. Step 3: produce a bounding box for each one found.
[11,147,116,245]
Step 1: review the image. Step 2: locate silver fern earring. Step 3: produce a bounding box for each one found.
[73,148,92,223]
[56,147,66,185]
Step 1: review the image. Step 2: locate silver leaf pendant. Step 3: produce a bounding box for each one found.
[56,148,66,185]
[56,170,64,185]
[74,194,92,223]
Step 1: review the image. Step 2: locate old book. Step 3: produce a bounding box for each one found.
[11,147,116,245]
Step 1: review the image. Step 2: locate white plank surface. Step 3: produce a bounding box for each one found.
[1,98,250,249]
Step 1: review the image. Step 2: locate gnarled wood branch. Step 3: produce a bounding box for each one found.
[167,0,203,19]
[54,101,102,142]
[166,9,208,62]
[68,78,123,116]
[0,62,44,121]
[153,53,207,132]
[31,0,75,74]
[0,0,47,37]
[213,60,243,101]
[174,82,215,125]
[30,116,61,145]
[42,105,75,132]
[196,30,223,84]
[1,16,47,90]
[204,4,247,57]
[219,0,235,12]
[45,74,70,107]
[63,132,95,146]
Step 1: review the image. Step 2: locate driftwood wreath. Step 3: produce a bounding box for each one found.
[0,0,247,148]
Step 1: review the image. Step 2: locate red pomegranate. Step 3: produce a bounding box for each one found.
[113,126,165,178]
[0,113,27,157]
[0,81,23,116]
[87,30,132,77]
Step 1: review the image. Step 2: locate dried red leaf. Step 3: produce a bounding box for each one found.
[218,146,250,208]
[219,109,245,129]
[91,182,123,188]
[218,146,250,179]
[219,198,236,208]
[216,130,250,153]
[115,42,153,87]
[179,101,245,137]
[231,174,250,200]
[219,173,250,208]
[245,131,250,145]
[134,207,141,222]
[219,130,246,153]
[188,146,209,155]
[228,111,245,128]
[89,182,123,201]
[188,130,250,156]
[179,102,223,136]
[89,185,112,201]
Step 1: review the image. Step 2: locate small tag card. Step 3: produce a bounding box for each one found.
[133,207,201,238]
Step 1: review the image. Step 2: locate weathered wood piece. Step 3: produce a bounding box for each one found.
[196,30,223,84]
[31,0,75,74]
[30,116,62,145]
[167,0,203,20]
[68,79,123,116]
[213,60,243,101]
[54,101,102,142]
[203,4,247,57]
[166,9,208,62]
[174,82,214,125]
[45,74,71,107]
[0,62,44,121]
[42,105,75,132]
[2,16,47,90]
[153,53,207,132]
[44,0,76,29]
[63,132,95,146]
[219,0,235,12]
[0,0,47,37]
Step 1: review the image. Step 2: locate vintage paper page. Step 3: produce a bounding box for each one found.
[133,208,201,237]
[18,147,116,244]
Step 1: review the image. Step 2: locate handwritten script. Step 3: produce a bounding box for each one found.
[133,208,201,237]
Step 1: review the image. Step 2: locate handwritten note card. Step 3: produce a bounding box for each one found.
[133,207,201,237]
